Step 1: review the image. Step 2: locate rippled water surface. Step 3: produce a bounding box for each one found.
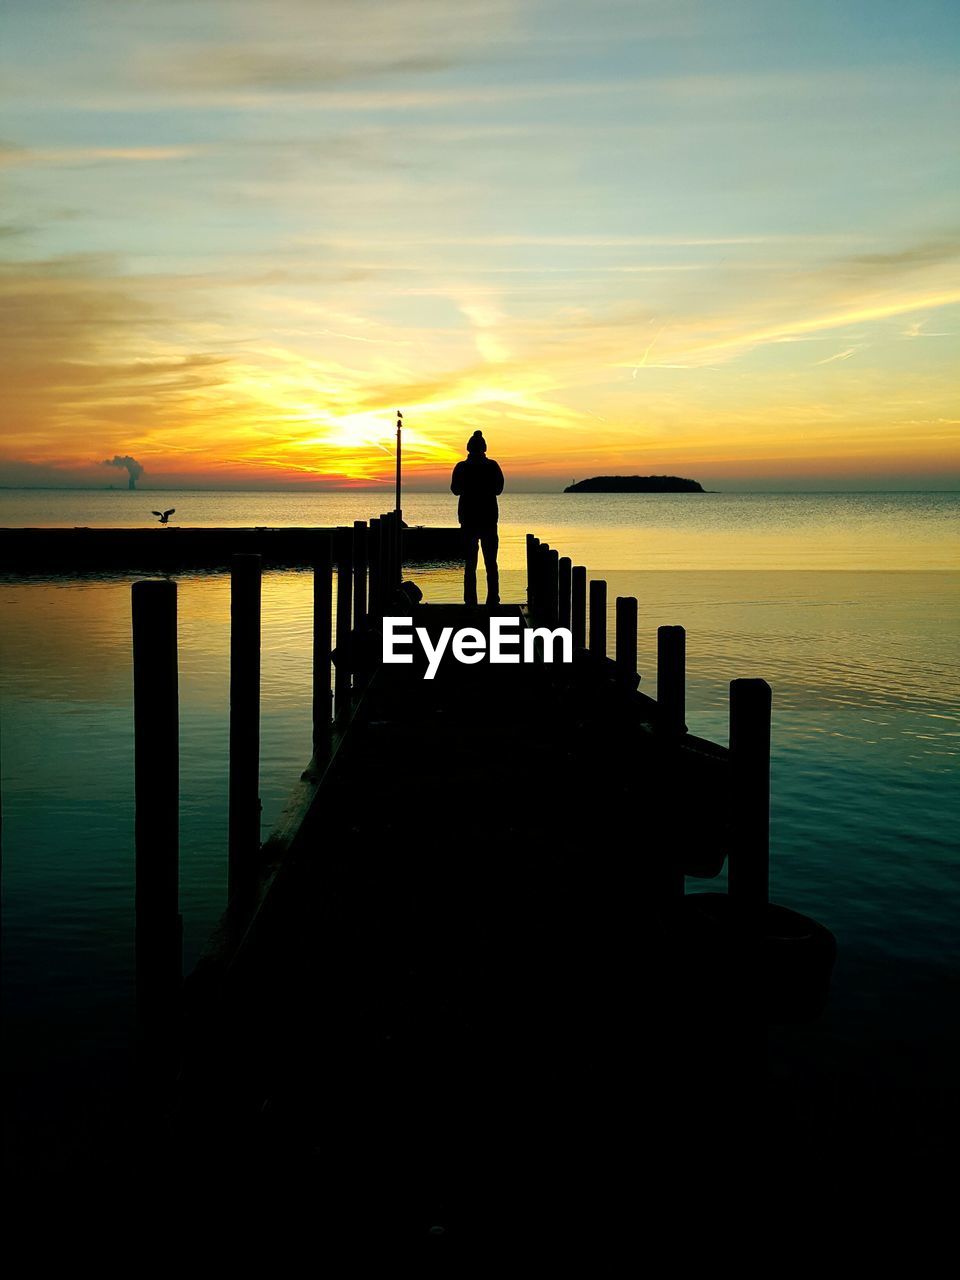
[2,487,957,568]
[1,490,958,1158]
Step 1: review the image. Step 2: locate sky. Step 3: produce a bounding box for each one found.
[1,0,958,492]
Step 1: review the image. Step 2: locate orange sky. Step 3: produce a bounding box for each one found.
[2,0,958,491]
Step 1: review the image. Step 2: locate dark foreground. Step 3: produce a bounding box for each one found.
[4,603,951,1252]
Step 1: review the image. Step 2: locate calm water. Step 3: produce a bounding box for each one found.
[1,490,958,1165]
[2,487,958,568]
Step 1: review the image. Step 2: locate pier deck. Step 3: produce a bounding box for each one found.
[173,601,743,1240]
[120,519,833,1244]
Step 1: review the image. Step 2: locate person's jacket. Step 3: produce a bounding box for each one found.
[450,456,504,527]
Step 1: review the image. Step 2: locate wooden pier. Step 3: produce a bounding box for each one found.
[0,522,464,573]
[128,512,836,1242]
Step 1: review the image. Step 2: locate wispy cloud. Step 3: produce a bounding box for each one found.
[815,347,862,365]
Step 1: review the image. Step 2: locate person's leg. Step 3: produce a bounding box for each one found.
[463,528,480,605]
[480,528,500,605]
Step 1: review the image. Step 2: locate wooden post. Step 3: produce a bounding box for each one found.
[545,548,559,627]
[571,566,587,649]
[229,554,261,899]
[526,534,537,608]
[728,678,772,922]
[534,543,550,624]
[132,579,181,1067]
[615,596,638,680]
[313,535,333,752]
[558,556,572,629]
[368,517,382,617]
[132,579,180,941]
[589,579,607,656]
[395,510,403,587]
[657,625,686,736]
[352,520,367,628]
[334,537,353,718]
[381,512,393,600]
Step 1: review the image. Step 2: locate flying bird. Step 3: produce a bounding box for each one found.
[152,508,176,524]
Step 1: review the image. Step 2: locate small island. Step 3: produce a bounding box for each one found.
[563,474,705,494]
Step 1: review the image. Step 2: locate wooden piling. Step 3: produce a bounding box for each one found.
[228,554,262,898]
[589,579,607,656]
[380,512,393,598]
[352,520,367,628]
[545,548,560,626]
[571,566,587,649]
[728,678,772,922]
[132,578,181,1065]
[334,540,353,718]
[132,579,180,931]
[312,534,333,752]
[368,518,382,618]
[526,534,538,607]
[535,543,550,623]
[558,556,572,629]
[615,596,638,680]
[657,625,686,736]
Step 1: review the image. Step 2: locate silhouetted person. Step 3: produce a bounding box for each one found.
[451,431,504,606]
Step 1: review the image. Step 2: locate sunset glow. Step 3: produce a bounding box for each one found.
[2,0,958,491]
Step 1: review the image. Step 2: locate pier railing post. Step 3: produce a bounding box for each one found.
[615,596,638,683]
[352,520,367,629]
[545,548,560,627]
[313,534,333,753]
[229,553,262,899]
[558,556,572,629]
[571,566,586,648]
[334,534,353,719]
[380,512,392,600]
[132,579,181,1043]
[532,544,545,622]
[728,678,772,924]
[589,579,607,656]
[526,534,538,609]
[368,517,382,617]
[657,625,686,735]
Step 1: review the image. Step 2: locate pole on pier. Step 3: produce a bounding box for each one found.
[380,512,392,598]
[334,536,353,719]
[132,579,181,1068]
[387,510,397,592]
[229,553,262,899]
[352,520,367,629]
[571,566,587,648]
[615,596,638,682]
[526,534,538,608]
[368,518,382,618]
[534,543,550,624]
[313,534,333,753]
[395,410,403,527]
[728,678,772,924]
[589,579,607,656]
[558,556,572,629]
[132,579,180,949]
[545,548,560,627]
[657,625,686,736]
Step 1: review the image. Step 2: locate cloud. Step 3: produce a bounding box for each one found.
[0,255,233,464]
[814,347,862,365]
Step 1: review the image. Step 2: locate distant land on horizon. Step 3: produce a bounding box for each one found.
[564,475,706,494]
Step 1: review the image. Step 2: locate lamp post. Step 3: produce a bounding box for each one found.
[395,409,402,524]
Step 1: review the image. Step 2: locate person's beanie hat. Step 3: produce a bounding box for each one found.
[467,431,487,453]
